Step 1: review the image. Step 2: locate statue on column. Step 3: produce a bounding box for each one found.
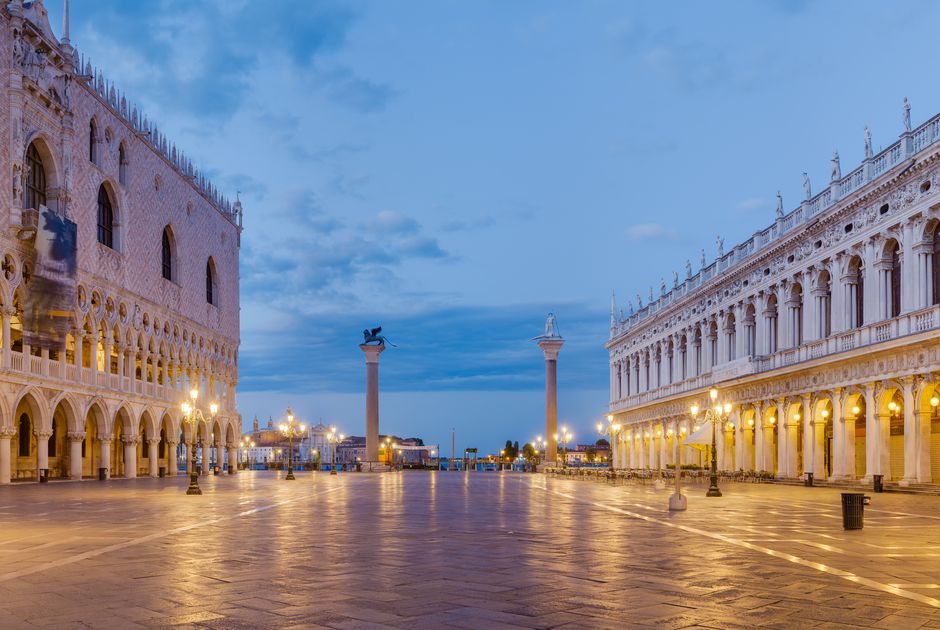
[903,97,912,132]
[864,125,873,158]
[362,326,396,347]
[532,313,562,340]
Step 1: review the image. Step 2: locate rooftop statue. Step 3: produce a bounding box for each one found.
[362,326,396,347]
[903,97,912,132]
[831,151,841,181]
[775,190,784,218]
[864,126,873,158]
[802,172,812,200]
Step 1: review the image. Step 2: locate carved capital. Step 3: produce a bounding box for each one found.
[0,427,15,439]
[147,437,161,445]
[121,435,139,445]
[34,431,52,440]
[67,431,85,441]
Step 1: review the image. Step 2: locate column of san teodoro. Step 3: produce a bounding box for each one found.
[607,99,940,487]
[0,1,243,481]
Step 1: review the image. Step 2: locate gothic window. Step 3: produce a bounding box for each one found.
[206,258,216,305]
[118,143,128,185]
[159,428,167,459]
[97,185,114,248]
[162,228,173,281]
[888,240,901,318]
[18,414,30,457]
[25,143,47,211]
[89,119,97,163]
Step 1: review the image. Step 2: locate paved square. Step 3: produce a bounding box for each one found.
[0,472,939,628]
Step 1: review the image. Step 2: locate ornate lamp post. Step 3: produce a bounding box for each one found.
[180,389,218,496]
[554,426,573,468]
[534,436,545,468]
[691,387,731,498]
[596,414,622,469]
[279,407,305,481]
[328,427,345,475]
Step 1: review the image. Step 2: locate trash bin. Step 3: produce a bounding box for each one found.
[841,492,866,530]
[356,462,362,472]
[873,474,883,493]
[804,472,814,487]
[39,469,49,483]
[213,466,220,475]
[98,467,107,481]
[158,466,166,478]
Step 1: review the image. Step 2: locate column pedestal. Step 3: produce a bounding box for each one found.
[360,344,385,464]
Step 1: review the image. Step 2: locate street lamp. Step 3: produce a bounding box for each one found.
[327,427,345,475]
[180,389,218,496]
[383,438,392,467]
[690,387,730,498]
[596,414,622,470]
[534,436,545,468]
[555,426,573,469]
[279,407,305,481]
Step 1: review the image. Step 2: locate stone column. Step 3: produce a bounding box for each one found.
[800,394,813,477]
[147,438,160,477]
[167,440,178,475]
[537,338,564,465]
[123,437,138,478]
[0,428,13,484]
[0,308,12,370]
[752,403,764,471]
[99,439,111,479]
[830,390,845,479]
[862,384,877,482]
[228,443,237,474]
[36,431,51,480]
[763,408,776,474]
[360,344,386,463]
[844,403,857,479]
[658,423,667,470]
[68,432,84,479]
[901,378,917,485]
[637,428,647,469]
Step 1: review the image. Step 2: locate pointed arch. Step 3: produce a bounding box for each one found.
[206,257,218,305]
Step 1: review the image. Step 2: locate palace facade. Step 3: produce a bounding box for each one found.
[0,1,243,481]
[607,104,940,487]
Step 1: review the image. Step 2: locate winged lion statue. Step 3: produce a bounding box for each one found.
[362,326,396,347]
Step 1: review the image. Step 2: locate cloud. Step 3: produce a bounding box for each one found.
[238,302,608,395]
[375,211,420,235]
[625,223,679,241]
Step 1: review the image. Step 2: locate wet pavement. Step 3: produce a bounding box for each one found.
[0,470,938,628]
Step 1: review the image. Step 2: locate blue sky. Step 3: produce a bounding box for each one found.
[51,0,940,454]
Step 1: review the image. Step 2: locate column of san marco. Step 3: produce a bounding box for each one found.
[534,314,563,469]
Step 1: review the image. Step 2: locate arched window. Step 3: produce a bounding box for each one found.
[162,228,173,281]
[97,185,114,248]
[708,320,718,367]
[788,284,803,347]
[118,143,128,185]
[725,312,736,361]
[206,258,216,305]
[18,414,30,457]
[744,304,756,357]
[816,271,832,338]
[889,241,901,318]
[933,229,940,306]
[765,294,779,353]
[25,143,47,211]
[89,119,97,163]
[679,335,687,380]
[846,256,864,328]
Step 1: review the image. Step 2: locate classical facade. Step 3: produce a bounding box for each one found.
[0,2,243,481]
[607,103,940,487]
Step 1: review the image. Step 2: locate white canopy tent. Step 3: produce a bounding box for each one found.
[682,419,714,451]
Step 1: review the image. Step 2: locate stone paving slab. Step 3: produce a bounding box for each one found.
[0,472,938,627]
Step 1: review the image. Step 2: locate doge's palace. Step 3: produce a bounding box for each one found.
[0,1,242,482]
[608,101,940,488]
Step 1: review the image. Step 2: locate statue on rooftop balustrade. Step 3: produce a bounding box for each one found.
[685,259,692,278]
[864,126,873,158]
[903,97,912,132]
[831,151,841,181]
[802,172,812,200]
[775,191,784,218]
[716,235,724,258]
